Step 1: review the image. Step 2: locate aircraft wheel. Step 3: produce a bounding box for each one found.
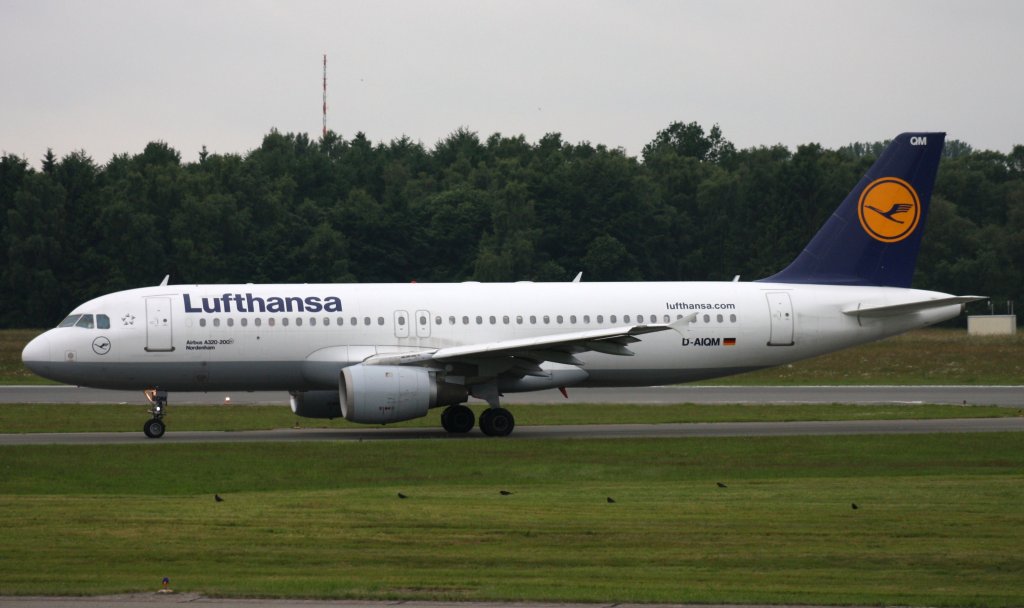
[441,405,475,433]
[143,418,166,439]
[479,407,514,437]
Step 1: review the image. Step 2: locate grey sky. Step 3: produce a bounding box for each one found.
[2,0,1022,166]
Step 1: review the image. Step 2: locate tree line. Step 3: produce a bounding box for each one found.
[2,122,1022,327]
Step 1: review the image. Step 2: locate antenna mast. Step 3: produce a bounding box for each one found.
[322,53,328,138]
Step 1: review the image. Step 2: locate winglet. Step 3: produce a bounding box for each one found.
[159,274,170,287]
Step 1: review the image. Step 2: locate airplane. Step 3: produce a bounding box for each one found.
[21,132,983,438]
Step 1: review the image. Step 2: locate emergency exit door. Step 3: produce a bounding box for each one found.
[145,297,174,352]
[766,292,795,346]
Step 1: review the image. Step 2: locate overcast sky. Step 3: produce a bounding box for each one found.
[3,0,1022,167]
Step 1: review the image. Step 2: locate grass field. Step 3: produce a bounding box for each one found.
[1,434,1022,606]
[3,327,1022,606]
[3,328,1023,386]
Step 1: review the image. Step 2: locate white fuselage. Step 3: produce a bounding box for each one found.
[22,281,962,393]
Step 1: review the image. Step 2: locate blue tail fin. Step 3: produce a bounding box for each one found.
[760,132,945,287]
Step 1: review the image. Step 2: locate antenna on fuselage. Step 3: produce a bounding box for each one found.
[572,272,583,283]
[159,275,170,287]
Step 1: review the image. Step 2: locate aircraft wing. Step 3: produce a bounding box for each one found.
[365,314,695,368]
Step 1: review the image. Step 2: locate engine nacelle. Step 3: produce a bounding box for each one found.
[289,390,342,419]
[340,364,468,424]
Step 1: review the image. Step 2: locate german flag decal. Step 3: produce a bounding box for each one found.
[724,338,736,346]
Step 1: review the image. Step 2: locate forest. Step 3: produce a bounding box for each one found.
[2,122,1022,327]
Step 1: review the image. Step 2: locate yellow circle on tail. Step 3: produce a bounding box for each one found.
[857,177,921,243]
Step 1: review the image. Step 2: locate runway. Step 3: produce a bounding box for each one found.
[2,384,1022,406]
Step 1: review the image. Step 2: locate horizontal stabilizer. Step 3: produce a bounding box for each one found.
[842,296,986,318]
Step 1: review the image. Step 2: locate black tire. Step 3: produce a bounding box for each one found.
[479,407,514,437]
[441,405,475,433]
[143,418,166,439]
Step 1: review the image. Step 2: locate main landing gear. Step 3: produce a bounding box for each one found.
[440,403,515,437]
[143,389,168,439]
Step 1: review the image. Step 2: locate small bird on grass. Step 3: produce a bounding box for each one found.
[397,492,407,499]
[851,502,859,510]
[716,482,728,488]
[499,490,513,496]
[606,497,616,504]
[214,494,224,502]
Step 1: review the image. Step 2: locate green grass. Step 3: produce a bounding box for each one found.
[0,330,56,385]
[4,328,1024,386]
[0,402,1019,433]
[1,435,1022,605]
[701,329,1024,385]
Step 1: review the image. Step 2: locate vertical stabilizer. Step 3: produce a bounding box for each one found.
[760,132,945,287]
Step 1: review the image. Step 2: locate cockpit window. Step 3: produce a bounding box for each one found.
[75,314,95,329]
[98,314,110,329]
[58,314,82,328]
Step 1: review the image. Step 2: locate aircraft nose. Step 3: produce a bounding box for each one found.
[21,333,52,375]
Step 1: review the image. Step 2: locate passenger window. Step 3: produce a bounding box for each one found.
[717,314,723,323]
[363,317,370,326]
[664,315,670,323]
[227,318,234,327]
[449,316,456,325]
[435,316,442,325]
[350,317,357,326]
[503,315,510,324]
[730,314,737,322]
[624,315,630,323]
[76,315,95,329]
[377,317,384,326]
[475,316,483,325]
[570,315,577,324]
[58,314,82,328]
[703,314,710,323]
[398,316,406,326]
[489,316,496,325]
[530,315,537,324]
[241,318,248,327]
[543,315,550,324]
[419,315,427,326]
[294,318,302,327]
[255,318,262,327]
[462,316,469,325]
[610,315,617,324]
[596,315,604,324]
[650,315,657,323]
[583,315,591,323]
[269,318,276,327]
[282,318,289,327]
[337,317,344,325]
[310,317,317,326]
[213,318,221,327]
[516,315,523,325]
[557,315,563,324]
[200,319,207,327]
[97,314,110,329]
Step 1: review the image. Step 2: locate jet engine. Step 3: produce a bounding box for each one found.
[289,390,342,419]
[339,364,468,424]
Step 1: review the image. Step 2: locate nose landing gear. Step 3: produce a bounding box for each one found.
[143,389,168,438]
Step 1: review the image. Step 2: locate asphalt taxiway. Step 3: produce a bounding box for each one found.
[2,417,1022,446]
[2,384,1022,406]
